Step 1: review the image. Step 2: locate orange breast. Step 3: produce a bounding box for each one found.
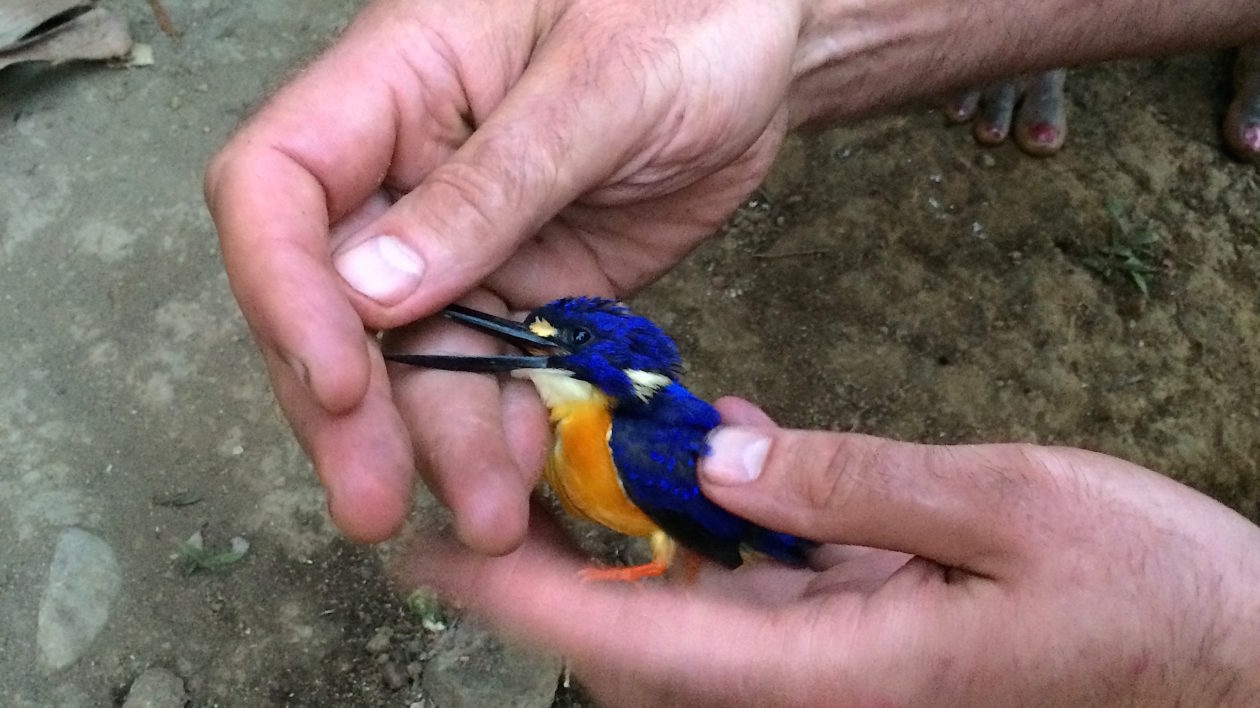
[544,398,659,538]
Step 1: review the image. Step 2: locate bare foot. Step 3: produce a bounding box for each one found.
[944,69,1068,157]
[1224,45,1260,163]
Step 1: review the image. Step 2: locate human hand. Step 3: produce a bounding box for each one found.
[204,0,805,547]
[399,397,1260,707]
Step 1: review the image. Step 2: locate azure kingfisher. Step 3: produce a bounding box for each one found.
[386,297,816,581]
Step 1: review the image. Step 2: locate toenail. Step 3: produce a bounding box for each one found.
[1027,123,1059,145]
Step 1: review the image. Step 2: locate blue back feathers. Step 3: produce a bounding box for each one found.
[609,383,814,568]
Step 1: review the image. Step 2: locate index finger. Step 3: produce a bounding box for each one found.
[202,17,436,543]
[203,19,411,411]
[206,147,373,412]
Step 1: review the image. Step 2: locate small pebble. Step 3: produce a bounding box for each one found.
[121,667,187,708]
[382,661,408,691]
[37,528,122,670]
[366,627,393,654]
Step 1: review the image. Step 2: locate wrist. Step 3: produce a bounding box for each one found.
[790,0,1062,127]
[790,0,932,126]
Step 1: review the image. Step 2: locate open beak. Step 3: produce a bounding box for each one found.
[383,304,567,373]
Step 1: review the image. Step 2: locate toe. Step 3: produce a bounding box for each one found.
[973,82,1019,145]
[1224,46,1260,163]
[1014,69,1069,157]
[944,90,981,123]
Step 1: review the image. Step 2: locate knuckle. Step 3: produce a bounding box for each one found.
[421,161,509,238]
[202,146,236,207]
[415,134,564,248]
[787,431,870,514]
[202,140,265,218]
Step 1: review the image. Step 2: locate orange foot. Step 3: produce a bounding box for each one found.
[578,559,669,583]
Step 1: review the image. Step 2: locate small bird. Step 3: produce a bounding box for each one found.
[386,297,815,581]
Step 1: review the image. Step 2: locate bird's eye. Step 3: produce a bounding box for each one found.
[571,328,592,346]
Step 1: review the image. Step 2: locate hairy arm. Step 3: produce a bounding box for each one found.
[791,0,1260,124]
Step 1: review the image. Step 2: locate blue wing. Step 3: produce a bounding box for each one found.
[609,383,815,568]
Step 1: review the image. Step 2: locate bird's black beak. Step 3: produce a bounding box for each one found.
[384,304,566,373]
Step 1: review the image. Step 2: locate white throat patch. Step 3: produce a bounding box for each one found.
[512,368,595,409]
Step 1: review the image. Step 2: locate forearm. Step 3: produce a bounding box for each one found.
[790,0,1260,125]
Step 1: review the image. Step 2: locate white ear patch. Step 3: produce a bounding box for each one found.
[625,369,671,401]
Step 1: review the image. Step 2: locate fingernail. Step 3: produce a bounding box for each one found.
[333,234,425,306]
[702,427,771,485]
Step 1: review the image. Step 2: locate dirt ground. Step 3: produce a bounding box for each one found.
[1,1,1256,706]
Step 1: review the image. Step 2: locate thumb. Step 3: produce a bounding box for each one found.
[698,427,1049,578]
[330,56,645,323]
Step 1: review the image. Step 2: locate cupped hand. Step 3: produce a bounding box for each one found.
[204,0,805,547]
[399,397,1260,707]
